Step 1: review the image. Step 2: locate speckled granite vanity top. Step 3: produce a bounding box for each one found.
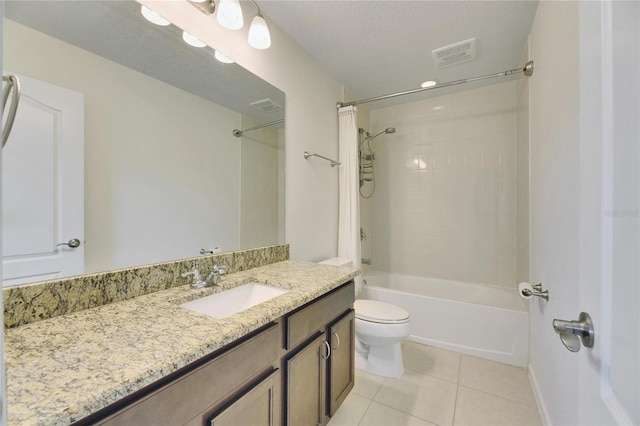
[5,261,359,426]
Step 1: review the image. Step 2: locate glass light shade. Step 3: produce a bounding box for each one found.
[182,31,207,48]
[421,80,438,88]
[141,5,170,26]
[217,0,244,30]
[248,14,271,49]
[214,51,234,64]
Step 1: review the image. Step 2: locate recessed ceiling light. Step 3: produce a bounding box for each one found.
[141,5,170,26]
[214,51,234,63]
[182,31,207,48]
[421,80,438,88]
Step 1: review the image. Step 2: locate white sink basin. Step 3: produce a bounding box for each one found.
[180,283,288,319]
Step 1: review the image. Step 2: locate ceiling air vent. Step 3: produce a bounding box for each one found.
[432,38,477,68]
[250,98,283,113]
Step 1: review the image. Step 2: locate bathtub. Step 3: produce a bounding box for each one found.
[361,273,529,367]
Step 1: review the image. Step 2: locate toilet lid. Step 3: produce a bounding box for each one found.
[354,299,410,324]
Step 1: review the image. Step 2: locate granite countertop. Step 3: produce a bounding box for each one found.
[5,260,359,426]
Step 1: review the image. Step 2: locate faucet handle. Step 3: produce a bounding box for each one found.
[213,265,228,275]
[181,269,202,283]
[204,265,228,286]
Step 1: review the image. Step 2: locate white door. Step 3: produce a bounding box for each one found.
[1,74,84,286]
[577,1,639,424]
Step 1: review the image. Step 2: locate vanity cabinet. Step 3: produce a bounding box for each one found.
[75,281,355,426]
[283,282,355,426]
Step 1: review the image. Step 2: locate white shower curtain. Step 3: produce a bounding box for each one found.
[337,106,362,287]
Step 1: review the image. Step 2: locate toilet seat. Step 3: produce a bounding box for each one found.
[355,299,409,324]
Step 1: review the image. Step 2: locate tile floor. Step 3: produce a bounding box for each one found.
[328,341,541,426]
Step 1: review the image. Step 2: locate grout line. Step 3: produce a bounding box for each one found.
[451,350,463,426]
[356,397,374,426]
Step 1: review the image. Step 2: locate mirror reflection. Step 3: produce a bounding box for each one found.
[2,0,286,287]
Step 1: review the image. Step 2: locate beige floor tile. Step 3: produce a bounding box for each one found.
[360,401,437,426]
[353,369,386,399]
[374,369,457,425]
[328,393,372,426]
[453,386,542,426]
[459,355,535,403]
[403,342,461,383]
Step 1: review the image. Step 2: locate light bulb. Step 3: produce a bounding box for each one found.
[248,14,271,49]
[217,0,244,30]
[421,80,438,88]
[141,5,170,26]
[214,51,234,64]
[182,31,207,48]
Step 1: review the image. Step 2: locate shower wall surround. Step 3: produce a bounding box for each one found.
[3,244,289,328]
[368,81,518,287]
[516,47,531,286]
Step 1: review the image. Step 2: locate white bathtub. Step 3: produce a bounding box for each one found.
[361,273,529,367]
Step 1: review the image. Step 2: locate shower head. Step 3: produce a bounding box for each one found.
[367,127,396,140]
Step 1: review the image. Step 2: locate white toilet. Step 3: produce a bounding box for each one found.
[317,258,411,378]
[354,299,410,377]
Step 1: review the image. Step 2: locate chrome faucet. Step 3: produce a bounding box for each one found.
[182,265,227,288]
[204,265,228,286]
[182,269,206,289]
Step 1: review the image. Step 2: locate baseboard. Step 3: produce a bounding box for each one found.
[528,362,552,426]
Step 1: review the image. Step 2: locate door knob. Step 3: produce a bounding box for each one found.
[57,238,81,248]
[552,312,594,352]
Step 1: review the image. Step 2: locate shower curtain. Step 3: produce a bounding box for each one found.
[337,106,362,287]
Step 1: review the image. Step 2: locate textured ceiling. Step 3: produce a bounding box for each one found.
[5,1,539,114]
[259,0,539,109]
[4,0,285,124]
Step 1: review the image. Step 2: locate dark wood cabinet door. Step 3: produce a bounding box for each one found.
[209,369,280,426]
[328,310,355,417]
[285,333,327,426]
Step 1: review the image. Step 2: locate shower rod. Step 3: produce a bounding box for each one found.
[336,61,534,109]
[232,118,285,137]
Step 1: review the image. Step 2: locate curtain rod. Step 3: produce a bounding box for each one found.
[337,61,534,109]
[232,118,285,137]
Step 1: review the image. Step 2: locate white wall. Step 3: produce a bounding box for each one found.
[4,19,247,273]
[527,2,581,424]
[368,82,518,287]
[141,1,344,262]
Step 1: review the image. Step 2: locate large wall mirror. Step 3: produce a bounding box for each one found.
[1,0,286,286]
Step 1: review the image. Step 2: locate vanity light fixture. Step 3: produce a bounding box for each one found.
[215,51,234,63]
[248,0,271,49]
[217,0,244,30]
[187,0,216,15]
[140,5,170,26]
[182,31,207,47]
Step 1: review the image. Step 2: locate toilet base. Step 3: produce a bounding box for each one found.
[354,342,404,378]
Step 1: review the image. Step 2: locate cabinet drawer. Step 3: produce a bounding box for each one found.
[285,281,354,350]
[96,322,281,426]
